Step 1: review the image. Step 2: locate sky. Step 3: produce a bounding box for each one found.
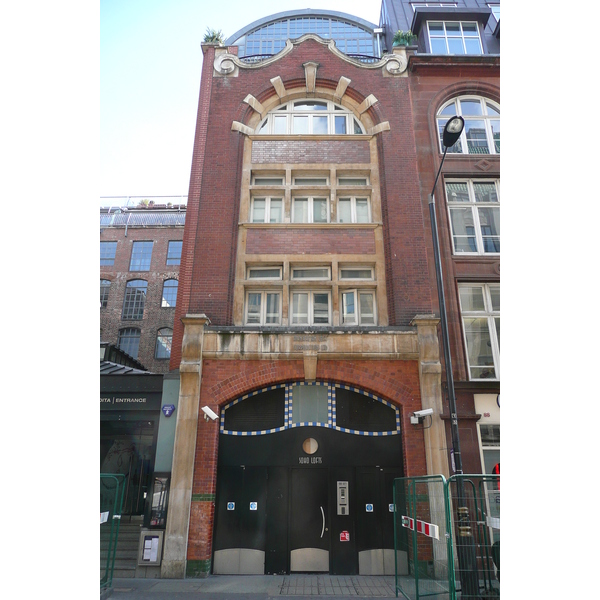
[100,0,383,201]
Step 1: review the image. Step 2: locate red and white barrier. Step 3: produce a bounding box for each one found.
[401,515,439,540]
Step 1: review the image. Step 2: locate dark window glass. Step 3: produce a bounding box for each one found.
[100,241,117,266]
[118,328,141,359]
[166,241,182,265]
[224,388,285,432]
[155,328,173,359]
[129,241,153,271]
[100,279,111,308]
[335,387,396,431]
[480,424,500,446]
[122,280,147,320]
[161,279,178,307]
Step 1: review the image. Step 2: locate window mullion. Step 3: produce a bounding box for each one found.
[468,181,484,253]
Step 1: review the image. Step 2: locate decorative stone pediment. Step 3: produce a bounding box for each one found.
[213,34,410,77]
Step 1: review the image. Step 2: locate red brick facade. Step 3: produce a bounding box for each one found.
[186,357,427,564]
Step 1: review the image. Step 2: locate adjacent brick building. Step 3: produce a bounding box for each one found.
[100,202,186,373]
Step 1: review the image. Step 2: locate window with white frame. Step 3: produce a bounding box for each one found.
[341,290,376,325]
[337,176,369,186]
[293,176,329,186]
[459,284,500,380]
[446,180,500,254]
[437,96,500,155]
[427,21,483,55]
[339,266,374,281]
[245,290,282,325]
[479,423,500,477]
[256,99,364,135]
[337,197,371,223]
[291,266,331,281]
[247,265,282,280]
[251,196,283,223]
[252,175,284,186]
[292,197,329,223]
[412,3,457,10]
[291,290,331,325]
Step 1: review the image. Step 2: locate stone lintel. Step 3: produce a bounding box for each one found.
[201,329,419,358]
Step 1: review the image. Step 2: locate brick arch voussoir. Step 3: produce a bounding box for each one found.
[317,361,418,410]
[207,360,305,407]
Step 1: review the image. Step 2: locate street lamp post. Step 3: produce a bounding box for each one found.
[429,116,480,598]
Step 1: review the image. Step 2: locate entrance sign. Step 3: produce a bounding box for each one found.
[340,531,350,542]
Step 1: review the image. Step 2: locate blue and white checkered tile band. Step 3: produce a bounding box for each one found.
[220,382,401,436]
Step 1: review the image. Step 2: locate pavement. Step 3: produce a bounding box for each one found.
[104,574,405,599]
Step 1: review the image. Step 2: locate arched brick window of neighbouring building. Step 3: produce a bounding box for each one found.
[155,327,173,359]
[117,327,141,359]
[436,95,499,155]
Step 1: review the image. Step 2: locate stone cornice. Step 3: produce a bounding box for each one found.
[201,329,419,360]
[408,54,500,72]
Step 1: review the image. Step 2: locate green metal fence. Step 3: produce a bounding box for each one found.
[100,473,126,590]
[393,475,500,600]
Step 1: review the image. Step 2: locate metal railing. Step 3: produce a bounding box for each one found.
[100,195,187,208]
[100,210,186,228]
[100,474,126,590]
[239,53,381,64]
[393,474,500,600]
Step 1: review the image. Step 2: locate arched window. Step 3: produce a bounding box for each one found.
[122,280,148,320]
[100,279,111,308]
[161,279,178,307]
[437,96,499,155]
[256,99,364,135]
[155,327,173,359]
[118,327,141,359]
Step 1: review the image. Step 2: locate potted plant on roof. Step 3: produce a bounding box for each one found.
[203,27,224,45]
[393,30,417,47]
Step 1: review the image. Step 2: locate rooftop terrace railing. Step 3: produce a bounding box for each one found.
[100,196,187,228]
[100,195,187,209]
[239,53,381,64]
[100,210,186,228]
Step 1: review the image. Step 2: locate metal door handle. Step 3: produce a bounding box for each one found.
[320,506,325,538]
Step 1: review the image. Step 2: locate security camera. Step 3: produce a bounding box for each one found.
[414,408,433,418]
[202,406,219,421]
[411,408,433,425]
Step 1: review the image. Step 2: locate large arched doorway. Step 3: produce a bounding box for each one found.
[213,382,406,575]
